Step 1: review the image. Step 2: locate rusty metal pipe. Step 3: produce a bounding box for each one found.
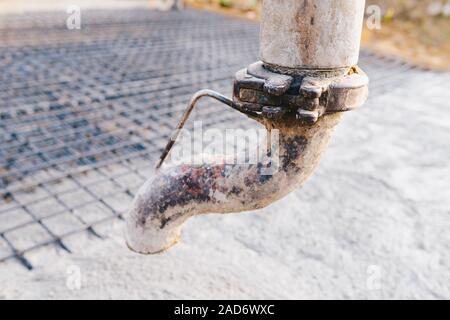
[126,114,342,253]
[125,0,367,254]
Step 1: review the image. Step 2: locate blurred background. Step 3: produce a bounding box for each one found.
[1,0,449,69]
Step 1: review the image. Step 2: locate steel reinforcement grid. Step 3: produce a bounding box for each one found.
[0,8,432,269]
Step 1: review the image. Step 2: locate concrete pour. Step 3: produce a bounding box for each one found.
[1,68,449,299]
[0,5,449,299]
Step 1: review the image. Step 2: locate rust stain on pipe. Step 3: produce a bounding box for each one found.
[125,0,368,254]
[260,0,366,71]
[126,113,342,254]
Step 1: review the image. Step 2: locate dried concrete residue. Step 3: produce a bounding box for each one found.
[260,0,365,70]
[126,113,343,254]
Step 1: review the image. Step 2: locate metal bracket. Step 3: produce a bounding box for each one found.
[233,61,369,124]
[155,63,369,169]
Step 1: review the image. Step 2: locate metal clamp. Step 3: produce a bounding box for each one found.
[233,61,369,124]
[156,62,369,169]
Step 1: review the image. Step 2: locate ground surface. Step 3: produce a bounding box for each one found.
[0,8,449,299]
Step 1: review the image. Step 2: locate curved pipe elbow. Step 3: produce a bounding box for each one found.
[126,113,342,254]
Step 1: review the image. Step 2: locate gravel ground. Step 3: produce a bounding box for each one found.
[0,8,449,299]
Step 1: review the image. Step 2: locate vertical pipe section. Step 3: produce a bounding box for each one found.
[260,0,366,72]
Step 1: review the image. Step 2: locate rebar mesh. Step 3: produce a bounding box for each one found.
[0,8,426,269]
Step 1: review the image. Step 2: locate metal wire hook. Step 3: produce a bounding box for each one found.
[155,89,237,170]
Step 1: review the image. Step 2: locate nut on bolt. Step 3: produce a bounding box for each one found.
[296,109,319,124]
[299,79,325,99]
